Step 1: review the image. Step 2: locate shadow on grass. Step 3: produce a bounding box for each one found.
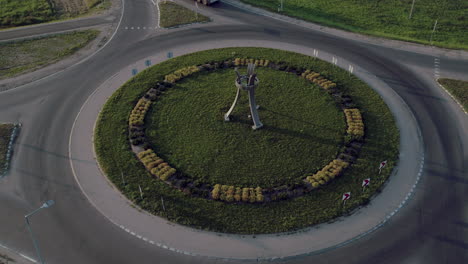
[226,115,341,147]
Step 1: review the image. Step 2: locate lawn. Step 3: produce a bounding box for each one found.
[438,78,468,112]
[0,29,99,79]
[0,0,55,28]
[147,67,344,188]
[159,1,210,28]
[94,47,399,234]
[240,0,468,50]
[0,124,15,174]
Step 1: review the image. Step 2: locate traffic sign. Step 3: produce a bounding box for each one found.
[362,178,370,187]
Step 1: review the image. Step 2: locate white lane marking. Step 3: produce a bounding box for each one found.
[150,0,156,5]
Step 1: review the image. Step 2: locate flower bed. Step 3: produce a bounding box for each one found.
[126,58,368,204]
[94,47,399,233]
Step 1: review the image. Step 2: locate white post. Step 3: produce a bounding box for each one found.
[161,197,166,211]
[139,185,143,199]
[430,19,438,45]
[409,0,416,19]
[121,172,126,185]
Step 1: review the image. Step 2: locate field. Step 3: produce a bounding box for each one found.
[0,124,15,174]
[0,30,99,79]
[159,1,210,28]
[0,0,106,28]
[94,47,399,234]
[240,0,468,50]
[438,78,468,112]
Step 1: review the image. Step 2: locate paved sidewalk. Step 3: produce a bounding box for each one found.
[222,0,468,60]
[69,40,424,260]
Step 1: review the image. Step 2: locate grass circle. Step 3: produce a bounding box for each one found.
[147,67,345,188]
[95,48,399,234]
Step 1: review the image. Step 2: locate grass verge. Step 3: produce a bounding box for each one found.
[240,0,468,50]
[0,0,54,28]
[159,1,210,28]
[438,78,468,112]
[0,124,15,174]
[94,48,399,234]
[0,29,99,80]
[0,0,108,29]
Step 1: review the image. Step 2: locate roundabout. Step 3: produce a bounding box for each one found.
[1,1,466,263]
[70,42,422,259]
[94,47,399,233]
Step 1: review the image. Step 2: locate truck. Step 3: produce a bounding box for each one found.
[194,0,219,6]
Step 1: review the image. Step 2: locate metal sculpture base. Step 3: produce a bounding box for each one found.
[224,64,263,130]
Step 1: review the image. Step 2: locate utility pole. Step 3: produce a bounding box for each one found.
[409,0,416,19]
[25,200,55,264]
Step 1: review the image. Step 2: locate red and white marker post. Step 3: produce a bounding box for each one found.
[342,192,351,206]
[379,160,387,174]
[362,178,370,192]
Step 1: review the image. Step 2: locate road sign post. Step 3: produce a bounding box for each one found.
[342,192,351,206]
[362,178,370,192]
[379,160,387,174]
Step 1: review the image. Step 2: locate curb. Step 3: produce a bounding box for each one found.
[1,123,21,179]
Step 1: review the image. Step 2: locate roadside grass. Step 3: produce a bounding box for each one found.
[147,67,345,188]
[159,1,210,28]
[0,124,14,174]
[94,48,399,234]
[0,0,107,29]
[240,0,468,50]
[0,29,99,80]
[0,0,54,28]
[438,78,468,112]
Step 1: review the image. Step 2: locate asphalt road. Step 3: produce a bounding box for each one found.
[0,0,467,263]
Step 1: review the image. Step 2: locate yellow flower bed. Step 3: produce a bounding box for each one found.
[234,58,270,67]
[302,70,337,89]
[212,184,264,203]
[305,159,349,187]
[137,149,176,181]
[129,98,152,126]
[164,65,200,83]
[344,108,364,138]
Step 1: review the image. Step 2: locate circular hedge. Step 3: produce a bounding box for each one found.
[95,48,399,234]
